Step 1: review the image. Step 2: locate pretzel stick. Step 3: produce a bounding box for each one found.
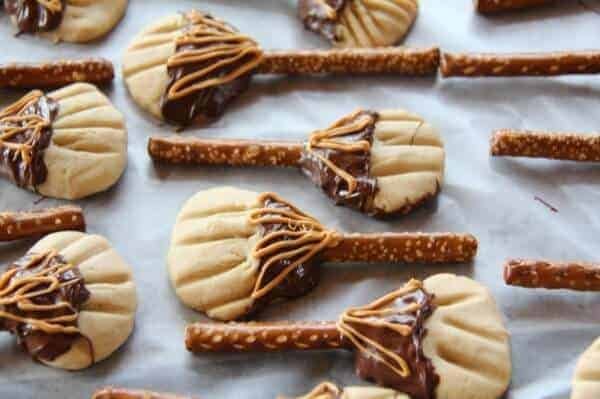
[148,136,303,167]
[0,206,85,242]
[325,233,478,263]
[93,388,193,399]
[441,51,600,77]
[0,58,114,89]
[490,129,600,161]
[504,259,600,291]
[257,47,441,76]
[185,322,348,353]
[475,0,555,13]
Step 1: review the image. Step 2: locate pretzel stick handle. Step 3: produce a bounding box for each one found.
[475,0,555,13]
[0,206,85,242]
[504,259,600,291]
[93,388,194,399]
[441,51,600,77]
[185,322,348,353]
[0,58,114,89]
[323,233,478,264]
[148,136,303,167]
[491,129,600,161]
[258,47,440,76]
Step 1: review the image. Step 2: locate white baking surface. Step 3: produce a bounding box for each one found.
[1,1,600,398]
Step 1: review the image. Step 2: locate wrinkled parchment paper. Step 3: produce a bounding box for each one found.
[1,1,600,398]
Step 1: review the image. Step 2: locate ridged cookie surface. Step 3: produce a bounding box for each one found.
[27,231,137,370]
[336,0,418,48]
[423,274,511,399]
[122,14,184,120]
[371,109,444,215]
[168,187,262,321]
[39,83,127,200]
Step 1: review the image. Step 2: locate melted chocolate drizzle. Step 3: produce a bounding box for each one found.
[340,281,439,399]
[299,110,378,214]
[4,0,65,33]
[298,0,346,42]
[0,252,90,362]
[248,194,336,317]
[161,11,262,126]
[0,91,58,189]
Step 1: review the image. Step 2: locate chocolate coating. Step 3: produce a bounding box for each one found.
[298,0,346,42]
[161,12,258,126]
[249,196,321,316]
[299,110,378,214]
[0,93,58,188]
[0,252,90,362]
[4,0,65,33]
[349,286,439,398]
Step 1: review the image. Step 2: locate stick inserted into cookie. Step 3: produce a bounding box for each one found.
[0,206,85,242]
[490,129,600,162]
[150,109,445,217]
[504,259,600,291]
[441,51,600,77]
[475,0,555,13]
[168,187,477,321]
[123,10,439,126]
[0,59,114,89]
[186,274,512,399]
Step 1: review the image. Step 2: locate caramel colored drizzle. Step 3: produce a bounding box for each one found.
[306,110,375,194]
[301,382,341,398]
[248,192,338,299]
[38,0,63,13]
[337,279,424,379]
[0,90,51,171]
[0,251,83,336]
[166,10,264,101]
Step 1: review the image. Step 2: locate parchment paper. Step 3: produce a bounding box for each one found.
[1,1,600,398]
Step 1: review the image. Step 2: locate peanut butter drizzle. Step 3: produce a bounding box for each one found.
[300,382,341,398]
[338,279,431,379]
[248,192,338,299]
[38,0,62,13]
[306,110,375,195]
[166,10,264,102]
[0,251,84,336]
[0,91,50,168]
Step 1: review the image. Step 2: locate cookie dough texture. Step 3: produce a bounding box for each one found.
[572,337,600,399]
[423,274,512,399]
[39,83,127,200]
[334,0,418,48]
[369,109,444,215]
[27,231,137,370]
[168,187,262,321]
[122,14,184,121]
[41,0,128,43]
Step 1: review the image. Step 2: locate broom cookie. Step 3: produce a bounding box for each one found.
[149,109,445,217]
[0,231,137,370]
[0,83,127,199]
[187,274,512,399]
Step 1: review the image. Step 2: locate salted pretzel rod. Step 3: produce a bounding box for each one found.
[93,388,194,399]
[490,129,600,161]
[475,0,555,13]
[441,51,600,77]
[0,205,85,241]
[149,137,304,167]
[0,58,114,88]
[504,259,600,291]
[257,47,441,75]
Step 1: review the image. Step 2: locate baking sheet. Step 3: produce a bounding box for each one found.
[1,0,600,398]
